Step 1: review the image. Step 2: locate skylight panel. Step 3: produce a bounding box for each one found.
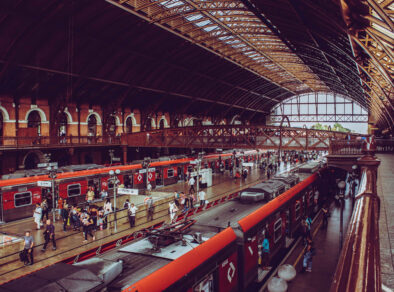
[185,14,204,22]
[161,1,184,9]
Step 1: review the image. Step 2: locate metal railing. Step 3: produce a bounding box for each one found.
[375,139,394,153]
[331,151,381,292]
[0,136,121,149]
[329,140,363,155]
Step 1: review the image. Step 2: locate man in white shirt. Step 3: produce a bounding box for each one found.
[128,203,138,227]
[188,177,195,195]
[198,190,206,207]
[169,201,178,223]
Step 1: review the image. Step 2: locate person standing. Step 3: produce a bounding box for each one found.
[22,231,34,266]
[82,214,95,243]
[145,195,154,221]
[128,203,138,228]
[169,201,178,223]
[86,187,95,203]
[33,203,43,230]
[303,242,314,272]
[261,236,270,270]
[42,219,56,252]
[61,204,69,231]
[123,199,131,210]
[41,199,49,222]
[198,189,206,207]
[188,176,195,195]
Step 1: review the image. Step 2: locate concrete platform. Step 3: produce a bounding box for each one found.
[377,154,394,291]
[0,160,301,284]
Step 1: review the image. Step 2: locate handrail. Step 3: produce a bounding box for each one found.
[331,150,381,292]
[0,135,121,149]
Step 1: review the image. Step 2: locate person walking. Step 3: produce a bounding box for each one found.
[82,214,95,243]
[303,242,314,272]
[22,231,34,266]
[42,219,56,252]
[198,189,206,207]
[33,203,43,230]
[128,203,138,228]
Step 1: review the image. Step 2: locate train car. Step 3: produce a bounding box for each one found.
[0,151,259,223]
[272,173,300,190]
[2,160,330,292]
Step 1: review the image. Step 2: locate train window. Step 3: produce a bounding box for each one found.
[67,184,81,197]
[193,273,214,292]
[14,192,32,207]
[167,168,174,178]
[295,201,301,220]
[274,218,282,243]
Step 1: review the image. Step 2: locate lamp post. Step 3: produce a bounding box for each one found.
[109,169,120,232]
[337,180,346,250]
[142,157,151,195]
[47,165,58,223]
[196,152,204,199]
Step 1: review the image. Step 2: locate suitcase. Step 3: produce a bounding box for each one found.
[19,249,27,263]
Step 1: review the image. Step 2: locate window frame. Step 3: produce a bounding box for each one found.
[295,201,301,220]
[274,218,282,243]
[167,168,174,178]
[67,183,81,197]
[14,191,32,208]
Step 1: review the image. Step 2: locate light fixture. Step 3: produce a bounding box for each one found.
[109,170,114,175]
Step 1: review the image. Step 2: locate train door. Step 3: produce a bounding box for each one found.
[122,173,133,188]
[88,177,100,199]
[177,166,183,182]
[155,168,163,187]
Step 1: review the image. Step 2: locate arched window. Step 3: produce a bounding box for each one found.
[125,117,133,133]
[159,119,165,129]
[145,118,154,131]
[27,110,41,135]
[88,115,97,136]
[106,116,116,136]
[58,112,68,136]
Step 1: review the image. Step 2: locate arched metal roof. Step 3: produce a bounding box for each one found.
[0,0,392,128]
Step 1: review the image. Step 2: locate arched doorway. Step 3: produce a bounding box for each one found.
[125,117,133,133]
[27,110,41,135]
[106,116,116,136]
[159,119,165,130]
[24,152,40,170]
[57,112,68,137]
[88,115,97,136]
[145,118,154,131]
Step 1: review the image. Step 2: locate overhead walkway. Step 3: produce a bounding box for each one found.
[121,125,362,151]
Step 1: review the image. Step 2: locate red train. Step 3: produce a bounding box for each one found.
[126,169,326,292]
[0,150,262,222]
[1,160,334,292]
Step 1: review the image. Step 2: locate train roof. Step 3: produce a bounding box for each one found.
[254,180,286,193]
[192,199,267,229]
[272,174,299,186]
[238,172,319,233]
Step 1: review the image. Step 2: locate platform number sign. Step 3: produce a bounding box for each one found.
[219,252,238,291]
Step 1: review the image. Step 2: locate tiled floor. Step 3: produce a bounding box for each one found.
[377,154,394,291]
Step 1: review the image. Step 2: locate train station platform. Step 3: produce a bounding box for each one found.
[259,180,354,292]
[0,161,301,285]
[377,154,394,291]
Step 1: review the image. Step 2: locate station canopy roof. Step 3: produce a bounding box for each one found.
[0,0,392,128]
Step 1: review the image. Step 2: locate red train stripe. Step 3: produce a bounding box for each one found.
[124,227,237,292]
[238,173,318,233]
